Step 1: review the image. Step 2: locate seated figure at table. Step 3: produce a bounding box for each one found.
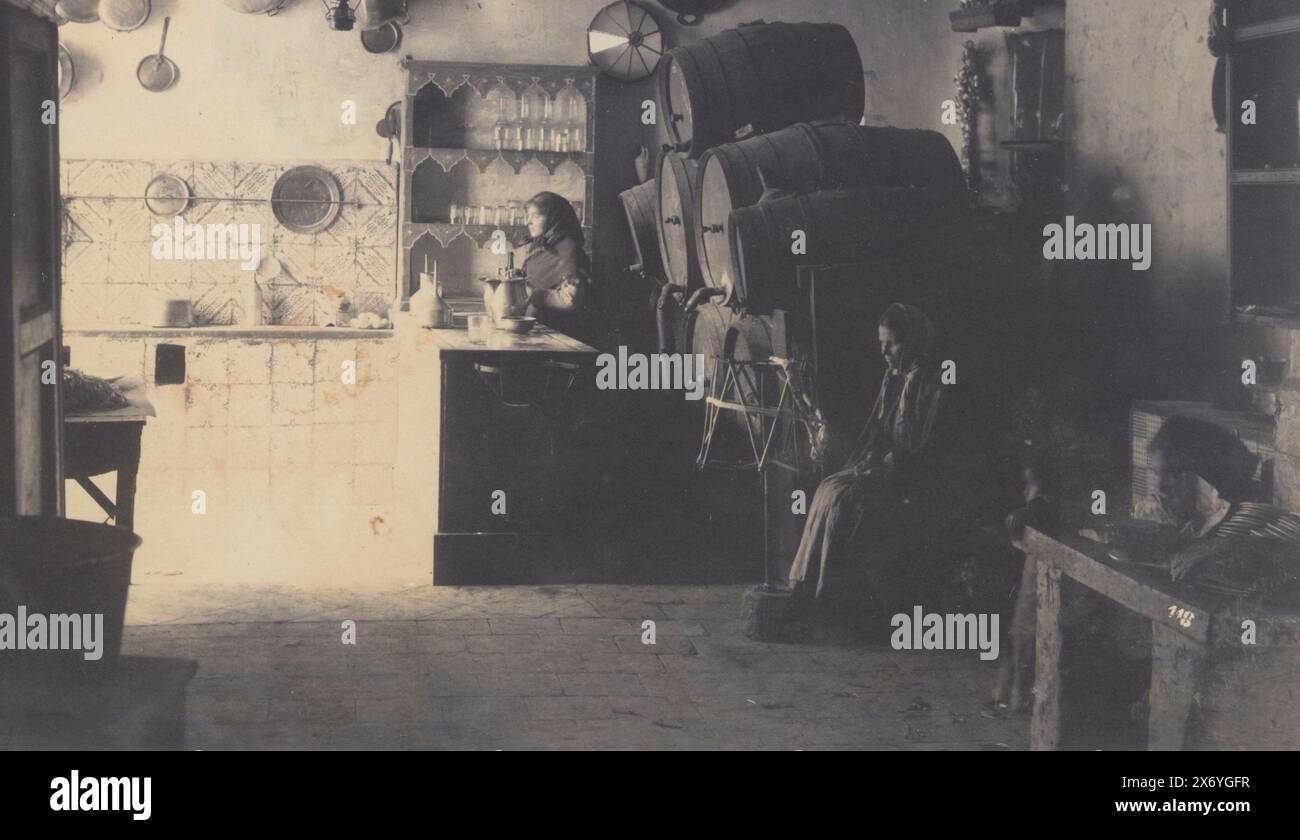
[787,303,951,622]
[1138,416,1300,586]
[517,191,590,337]
[993,414,1300,713]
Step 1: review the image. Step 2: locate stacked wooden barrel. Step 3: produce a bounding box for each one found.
[656,152,703,293]
[695,122,965,309]
[657,21,865,157]
[619,179,663,281]
[618,19,967,461]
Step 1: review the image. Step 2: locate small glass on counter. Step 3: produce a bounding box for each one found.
[467,313,493,345]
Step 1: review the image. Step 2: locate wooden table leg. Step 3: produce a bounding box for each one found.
[1031,561,1063,750]
[1147,622,1203,750]
[113,424,143,533]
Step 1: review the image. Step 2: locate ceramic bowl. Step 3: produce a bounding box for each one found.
[496,316,537,334]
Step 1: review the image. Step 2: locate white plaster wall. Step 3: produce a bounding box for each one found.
[57,0,973,162]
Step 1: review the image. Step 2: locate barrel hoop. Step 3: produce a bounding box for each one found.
[726,27,770,136]
[792,122,831,187]
[700,37,743,150]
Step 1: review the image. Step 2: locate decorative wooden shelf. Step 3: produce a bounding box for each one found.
[405,147,593,176]
[1231,168,1300,185]
[398,60,598,301]
[404,222,592,249]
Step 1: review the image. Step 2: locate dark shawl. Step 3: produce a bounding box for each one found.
[846,304,946,475]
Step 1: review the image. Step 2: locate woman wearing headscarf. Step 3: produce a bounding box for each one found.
[788,303,949,613]
[516,192,589,334]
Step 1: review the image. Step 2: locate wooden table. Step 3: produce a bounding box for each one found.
[1024,526,1224,750]
[64,381,154,532]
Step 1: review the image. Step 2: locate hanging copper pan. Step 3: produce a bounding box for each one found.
[137,16,178,93]
[100,0,150,31]
[56,0,100,23]
[58,44,75,99]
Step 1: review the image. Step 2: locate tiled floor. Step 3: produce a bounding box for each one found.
[123,582,1030,750]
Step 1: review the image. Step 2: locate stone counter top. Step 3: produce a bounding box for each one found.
[64,325,395,341]
[394,313,597,355]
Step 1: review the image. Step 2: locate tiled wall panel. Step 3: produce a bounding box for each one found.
[62,160,398,328]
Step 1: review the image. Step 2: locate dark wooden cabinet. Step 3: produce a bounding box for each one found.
[0,0,63,517]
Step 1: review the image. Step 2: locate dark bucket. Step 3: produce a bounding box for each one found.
[0,517,140,665]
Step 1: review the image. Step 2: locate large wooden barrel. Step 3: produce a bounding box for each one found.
[657,21,865,158]
[727,187,961,313]
[656,152,703,291]
[695,123,965,293]
[619,180,663,279]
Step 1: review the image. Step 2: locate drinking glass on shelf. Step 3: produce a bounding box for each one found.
[448,203,460,225]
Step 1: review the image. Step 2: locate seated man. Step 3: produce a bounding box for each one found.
[992,414,1300,714]
[787,303,950,623]
[1137,415,1300,591]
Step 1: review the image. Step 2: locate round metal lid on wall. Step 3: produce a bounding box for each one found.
[271,166,343,235]
[144,173,192,217]
[100,0,151,32]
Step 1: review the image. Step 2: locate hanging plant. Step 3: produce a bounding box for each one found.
[954,40,988,191]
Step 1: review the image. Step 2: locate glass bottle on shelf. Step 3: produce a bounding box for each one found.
[539,95,555,153]
[557,81,587,153]
[448,202,460,225]
[520,79,547,151]
[484,82,516,151]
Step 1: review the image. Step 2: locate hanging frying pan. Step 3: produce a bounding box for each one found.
[100,0,150,31]
[56,0,100,23]
[58,44,75,99]
[360,20,403,54]
[137,16,178,93]
[220,0,287,13]
[375,101,401,139]
[375,101,401,164]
